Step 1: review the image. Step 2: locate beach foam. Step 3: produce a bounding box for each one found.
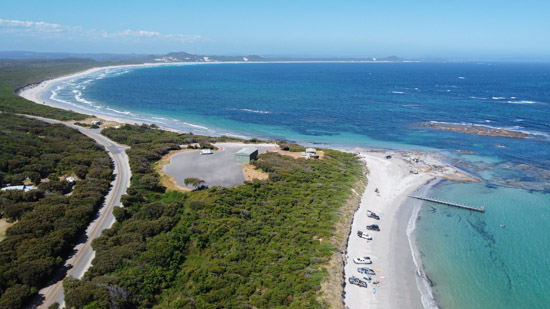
[235,108,271,114]
[343,150,472,309]
[407,181,440,309]
[104,107,135,116]
[73,90,95,105]
[17,62,550,308]
[506,100,537,104]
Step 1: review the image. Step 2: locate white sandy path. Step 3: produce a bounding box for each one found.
[344,151,436,309]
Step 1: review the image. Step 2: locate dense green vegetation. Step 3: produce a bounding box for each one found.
[0,113,113,308]
[64,124,363,308]
[0,58,364,308]
[0,58,112,120]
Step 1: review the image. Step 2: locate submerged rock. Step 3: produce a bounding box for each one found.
[420,122,527,139]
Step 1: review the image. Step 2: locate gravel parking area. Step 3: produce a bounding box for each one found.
[164,143,276,188]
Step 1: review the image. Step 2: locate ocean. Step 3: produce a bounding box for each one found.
[46,62,550,308]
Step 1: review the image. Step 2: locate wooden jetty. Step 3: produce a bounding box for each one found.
[408,195,485,213]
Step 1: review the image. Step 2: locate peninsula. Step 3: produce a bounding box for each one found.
[3,57,479,309]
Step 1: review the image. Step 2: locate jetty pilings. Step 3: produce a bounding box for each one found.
[408,195,485,213]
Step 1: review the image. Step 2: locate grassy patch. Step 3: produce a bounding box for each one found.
[0,218,15,242]
[242,163,270,181]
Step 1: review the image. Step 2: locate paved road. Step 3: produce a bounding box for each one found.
[164,143,275,188]
[23,116,131,308]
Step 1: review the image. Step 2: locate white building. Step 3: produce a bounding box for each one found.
[1,185,37,192]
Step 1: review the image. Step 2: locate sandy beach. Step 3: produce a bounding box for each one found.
[343,150,474,309]
[18,65,477,309]
[18,62,199,128]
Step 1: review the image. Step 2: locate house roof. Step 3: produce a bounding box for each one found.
[236,147,258,156]
[1,185,37,192]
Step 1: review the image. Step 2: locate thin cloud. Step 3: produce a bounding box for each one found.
[0,18,201,43]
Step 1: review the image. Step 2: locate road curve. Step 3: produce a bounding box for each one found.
[24,116,131,308]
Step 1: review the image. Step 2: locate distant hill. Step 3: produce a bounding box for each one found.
[0,51,446,63]
[154,52,265,63]
[0,51,150,62]
[152,53,419,63]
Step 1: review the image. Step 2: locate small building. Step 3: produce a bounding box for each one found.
[306,148,316,154]
[235,147,258,163]
[1,185,37,192]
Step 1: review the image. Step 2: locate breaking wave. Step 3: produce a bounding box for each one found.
[73,90,94,105]
[235,108,271,114]
[105,107,135,116]
[506,100,537,104]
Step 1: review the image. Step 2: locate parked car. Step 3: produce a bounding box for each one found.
[357,230,372,240]
[348,275,368,288]
[357,267,376,275]
[353,256,372,264]
[200,148,213,155]
[367,210,380,220]
[366,224,380,231]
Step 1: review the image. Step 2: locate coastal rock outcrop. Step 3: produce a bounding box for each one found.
[420,121,527,139]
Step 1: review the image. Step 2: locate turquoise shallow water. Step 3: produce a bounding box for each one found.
[46,62,550,308]
[416,182,550,308]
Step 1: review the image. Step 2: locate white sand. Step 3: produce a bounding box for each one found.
[343,150,474,309]
[17,64,475,308]
[17,62,219,130]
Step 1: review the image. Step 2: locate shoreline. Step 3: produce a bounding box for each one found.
[18,64,475,309]
[343,150,472,309]
[406,178,442,309]
[18,61,282,138]
[17,61,424,140]
[18,62,191,130]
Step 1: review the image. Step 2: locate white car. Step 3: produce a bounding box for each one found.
[357,230,372,240]
[353,256,372,264]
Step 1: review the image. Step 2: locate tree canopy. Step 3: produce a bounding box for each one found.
[64,124,363,308]
[0,113,113,308]
[184,177,205,190]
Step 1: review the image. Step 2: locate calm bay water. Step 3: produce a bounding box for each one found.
[49,62,550,308]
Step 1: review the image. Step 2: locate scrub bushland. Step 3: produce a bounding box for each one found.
[64,124,364,308]
[0,113,113,308]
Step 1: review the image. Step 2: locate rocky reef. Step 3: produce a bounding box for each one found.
[420,122,527,138]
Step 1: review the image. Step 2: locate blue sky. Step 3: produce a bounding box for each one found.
[1,0,549,59]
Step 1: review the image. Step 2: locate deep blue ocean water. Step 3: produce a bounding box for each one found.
[49,62,550,308]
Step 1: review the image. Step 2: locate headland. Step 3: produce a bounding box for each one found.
[18,64,476,309]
